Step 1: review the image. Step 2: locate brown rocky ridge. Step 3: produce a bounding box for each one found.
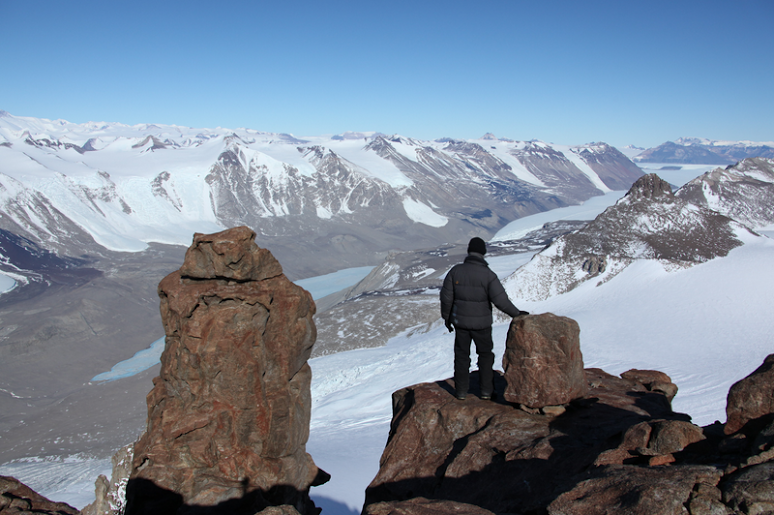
[364,314,774,515]
[121,226,328,515]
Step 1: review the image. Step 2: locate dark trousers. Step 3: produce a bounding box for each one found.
[453,326,494,396]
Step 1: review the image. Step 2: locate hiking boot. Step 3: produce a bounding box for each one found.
[480,392,494,401]
[455,392,467,400]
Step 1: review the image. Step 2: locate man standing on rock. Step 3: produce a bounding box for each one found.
[441,237,527,400]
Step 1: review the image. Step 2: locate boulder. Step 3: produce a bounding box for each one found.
[179,226,283,282]
[0,475,79,515]
[547,465,725,515]
[594,419,706,467]
[646,419,706,456]
[502,313,586,407]
[620,369,679,402]
[125,227,326,515]
[725,354,774,435]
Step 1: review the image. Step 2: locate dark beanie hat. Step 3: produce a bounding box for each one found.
[467,237,487,255]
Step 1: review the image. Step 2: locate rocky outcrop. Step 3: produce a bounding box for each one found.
[722,462,774,514]
[364,367,686,514]
[0,475,79,515]
[125,227,327,515]
[81,444,133,515]
[502,314,586,408]
[507,173,753,301]
[364,343,774,515]
[725,354,774,435]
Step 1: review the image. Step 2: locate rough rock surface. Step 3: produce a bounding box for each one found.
[620,368,679,402]
[0,475,79,515]
[125,227,326,515]
[722,462,774,514]
[502,313,586,407]
[82,444,133,515]
[364,497,495,515]
[364,352,774,515]
[725,353,774,435]
[547,465,725,515]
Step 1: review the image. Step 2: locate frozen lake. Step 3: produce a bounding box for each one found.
[296,266,375,300]
[89,266,377,383]
[0,273,16,295]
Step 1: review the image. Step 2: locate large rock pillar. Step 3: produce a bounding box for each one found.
[126,226,326,515]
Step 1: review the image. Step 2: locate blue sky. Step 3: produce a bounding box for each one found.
[2,0,772,148]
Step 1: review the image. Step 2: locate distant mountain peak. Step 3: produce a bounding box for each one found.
[481,133,498,140]
[624,173,674,201]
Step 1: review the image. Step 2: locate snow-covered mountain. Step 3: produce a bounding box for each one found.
[634,138,774,164]
[675,157,774,229]
[504,158,774,301]
[0,111,642,278]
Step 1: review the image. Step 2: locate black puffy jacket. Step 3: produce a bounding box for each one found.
[440,253,521,330]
